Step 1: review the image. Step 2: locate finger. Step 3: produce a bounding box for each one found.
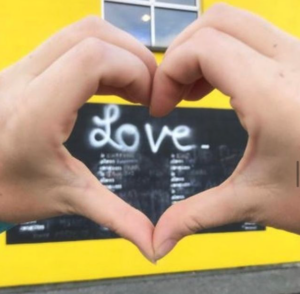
[153,181,254,261]
[28,37,152,124]
[151,28,277,117]
[184,78,213,101]
[167,3,296,61]
[16,16,156,80]
[64,158,155,262]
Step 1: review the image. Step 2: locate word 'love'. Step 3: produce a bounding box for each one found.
[88,105,196,153]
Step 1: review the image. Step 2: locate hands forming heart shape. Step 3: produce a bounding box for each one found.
[1,3,300,263]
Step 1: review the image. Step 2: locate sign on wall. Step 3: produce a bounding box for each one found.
[7,104,263,245]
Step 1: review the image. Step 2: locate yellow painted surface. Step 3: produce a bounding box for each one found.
[0,0,300,288]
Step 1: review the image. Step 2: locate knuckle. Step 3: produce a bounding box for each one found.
[205,2,230,19]
[60,16,105,49]
[183,213,206,234]
[76,37,106,65]
[0,72,5,90]
[165,203,202,237]
[159,62,175,84]
[79,15,105,31]
[101,217,118,234]
[192,27,219,45]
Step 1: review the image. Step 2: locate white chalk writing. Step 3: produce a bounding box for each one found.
[89,105,196,153]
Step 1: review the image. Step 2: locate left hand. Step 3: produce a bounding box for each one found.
[0,16,157,262]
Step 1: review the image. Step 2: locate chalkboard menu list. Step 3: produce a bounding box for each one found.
[7,104,264,245]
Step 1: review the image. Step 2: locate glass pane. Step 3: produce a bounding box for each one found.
[156,0,196,6]
[155,8,197,47]
[105,3,151,46]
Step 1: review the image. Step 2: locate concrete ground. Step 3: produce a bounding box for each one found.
[1,264,300,294]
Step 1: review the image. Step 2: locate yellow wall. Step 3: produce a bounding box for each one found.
[0,0,300,288]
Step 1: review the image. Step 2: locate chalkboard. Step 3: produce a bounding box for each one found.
[7,104,264,244]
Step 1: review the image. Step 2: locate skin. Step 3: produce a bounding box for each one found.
[151,3,300,261]
[0,16,157,262]
[1,3,300,264]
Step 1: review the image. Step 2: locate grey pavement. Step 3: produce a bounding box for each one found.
[1,264,300,294]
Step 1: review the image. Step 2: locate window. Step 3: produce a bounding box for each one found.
[103,0,200,49]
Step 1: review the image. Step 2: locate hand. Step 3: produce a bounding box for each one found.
[0,16,157,262]
[151,3,300,261]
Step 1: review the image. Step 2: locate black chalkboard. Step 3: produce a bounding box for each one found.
[7,104,264,244]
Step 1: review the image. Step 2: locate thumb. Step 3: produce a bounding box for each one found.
[153,181,253,261]
[62,158,155,263]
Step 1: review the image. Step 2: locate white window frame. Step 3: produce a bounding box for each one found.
[102,0,201,48]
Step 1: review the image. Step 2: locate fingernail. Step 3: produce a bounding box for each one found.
[144,255,157,265]
[155,239,177,261]
[138,245,156,265]
[150,259,157,265]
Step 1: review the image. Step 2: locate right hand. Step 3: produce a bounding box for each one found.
[151,3,300,261]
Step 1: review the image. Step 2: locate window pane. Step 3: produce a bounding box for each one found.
[105,3,151,46]
[156,0,196,6]
[155,8,197,47]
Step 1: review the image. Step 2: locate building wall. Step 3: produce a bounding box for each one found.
[0,0,300,288]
